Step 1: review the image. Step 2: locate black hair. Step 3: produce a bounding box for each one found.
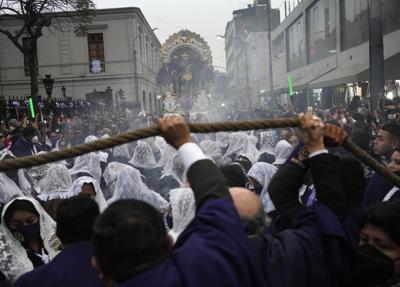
[234,155,252,174]
[336,157,366,208]
[56,196,99,245]
[258,152,275,164]
[4,200,39,228]
[242,206,267,236]
[220,164,249,188]
[22,127,36,138]
[381,122,400,139]
[362,200,400,247]
[92,200,169,283]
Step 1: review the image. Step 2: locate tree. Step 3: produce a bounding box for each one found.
[0,0,95,108]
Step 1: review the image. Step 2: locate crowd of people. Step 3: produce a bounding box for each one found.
[0,101,399,286]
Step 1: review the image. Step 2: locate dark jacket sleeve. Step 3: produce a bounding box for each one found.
[187,159,231,209]
[307,154,347,221]
[269,161,306,226]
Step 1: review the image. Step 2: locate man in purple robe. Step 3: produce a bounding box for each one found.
[364,123,400,206]
[91,116,267,287]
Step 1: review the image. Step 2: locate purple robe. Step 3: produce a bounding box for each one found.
[119,198,267,287]
[16,241,105,287]
[253,204,352,287]
[363,173,400,207]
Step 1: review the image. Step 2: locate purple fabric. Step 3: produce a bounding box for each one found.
[253,204,351,287]
[363,173,400,207]
[16,241,105,287]
[10,137,33,157]
[119,198,267,287]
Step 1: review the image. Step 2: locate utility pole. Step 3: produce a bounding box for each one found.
[266,0,275,115]
[369,0,385,112]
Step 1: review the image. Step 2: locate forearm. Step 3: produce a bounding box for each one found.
[269,162,306,225]
[308,153,347,220]
[179,143,230,209]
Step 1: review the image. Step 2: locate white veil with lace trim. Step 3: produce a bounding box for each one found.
[0,197,61,281]
[71,176,108,212]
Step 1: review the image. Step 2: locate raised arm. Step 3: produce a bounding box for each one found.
[157,117,230,209]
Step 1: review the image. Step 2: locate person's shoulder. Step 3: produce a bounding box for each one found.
[16,262,53,287]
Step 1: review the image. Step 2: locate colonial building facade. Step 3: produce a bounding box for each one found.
[0,7,162,113]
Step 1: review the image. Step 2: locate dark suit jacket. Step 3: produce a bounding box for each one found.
[16,241,105,287]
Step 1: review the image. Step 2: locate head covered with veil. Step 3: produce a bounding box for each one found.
[168,188,196,242]
[224,132,260,164]
[247,162,278,214]
[129,140,157,169]
[0,197,61,281]
[69,152,102,184]
[107,165,169,214]
[71,176,108,212]
[37,164,73,201]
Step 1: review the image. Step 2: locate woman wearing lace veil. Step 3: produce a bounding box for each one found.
[36,164,73,202]
[69,152,102,184]
[168,188,196,243]
[129,140,162,193]
[102,162,131,200]
[247,162,278,215]
[0,197,61,282]
[224,132,260,164]
[70,176,107,212]
[199,139,224,166]
[107,165,169,215]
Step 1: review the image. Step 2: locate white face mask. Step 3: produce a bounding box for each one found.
[32,136,39,143]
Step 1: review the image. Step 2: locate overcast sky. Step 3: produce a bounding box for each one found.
[94,0,283,70]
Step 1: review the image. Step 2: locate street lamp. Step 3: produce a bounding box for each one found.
[61,85,66,98]
[217,35,251,108]
[42,75,54,99]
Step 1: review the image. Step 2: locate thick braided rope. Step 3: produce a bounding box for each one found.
[0,117,399,187]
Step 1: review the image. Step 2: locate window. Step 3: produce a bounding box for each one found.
[88,33,105,73]
[307,0,337,64]
[287,16,305,71]
[149,92,152,113]
[383,0,400,34]
[340,0,369,51]
[142,91,147,111]
[23,38,38,76]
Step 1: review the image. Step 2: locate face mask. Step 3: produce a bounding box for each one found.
[11,222,41,247]
[355,244,399,285]
[31,136,39,144]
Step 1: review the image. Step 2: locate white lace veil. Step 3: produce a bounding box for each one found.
[162,153,186,187]
[0,229,18,282]
[199,140,224,166]
[128,140,157,169]
[84,136,109,163]
[273,140,294,165]
[0,150,32,197]
[224,132,260,164]
[0,197,61,281]
[0,174,25,205]
[37,164,73,201]
[216,132,230,148]
[69,152,102,183]
[71,176,108,212]
[168,188,196,242]
[247,162,278,213]
[112,144,131,160]
[259,131,276,155]
[107,165,169,214]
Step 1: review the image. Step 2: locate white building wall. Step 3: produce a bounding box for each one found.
[0,8,161,112]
